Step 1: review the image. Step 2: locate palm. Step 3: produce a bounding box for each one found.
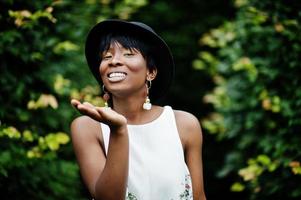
[71,99,127,128]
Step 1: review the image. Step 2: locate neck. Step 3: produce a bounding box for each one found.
[112,93,148,124]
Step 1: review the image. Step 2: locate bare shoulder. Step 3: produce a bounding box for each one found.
[174,110,202,132]
[174,110,206,199]
[70,115,102,143]
[174,110,203,148]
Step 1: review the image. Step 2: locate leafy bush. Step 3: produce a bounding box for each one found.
[194,0,301,199]
[0,0,147,199]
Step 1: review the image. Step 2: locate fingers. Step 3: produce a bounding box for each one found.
[82,101,95,109]
[70,100,127,127]
[71,99,103,121]
[71,99,96,111]
[95,106,112,117]
[78,104,103,121]
[71,99,81,108]
[95,107,127,127]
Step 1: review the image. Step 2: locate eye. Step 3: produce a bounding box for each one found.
[103,55,112,59]
[124,52,134,57]
[102,53,112,60]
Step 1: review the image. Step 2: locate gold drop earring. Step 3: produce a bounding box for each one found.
[102,85,110,108]
[143,80,152,110]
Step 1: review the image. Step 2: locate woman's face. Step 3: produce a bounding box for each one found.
[99,42,151,97]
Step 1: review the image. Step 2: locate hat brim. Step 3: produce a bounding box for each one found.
[85,19,174,102]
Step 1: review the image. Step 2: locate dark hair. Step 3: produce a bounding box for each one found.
[98,33,157,71]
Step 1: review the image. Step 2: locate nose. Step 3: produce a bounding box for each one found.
[109,54,123,67]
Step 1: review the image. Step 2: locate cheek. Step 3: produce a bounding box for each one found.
[128,59,148,73]
[99,63,108,83]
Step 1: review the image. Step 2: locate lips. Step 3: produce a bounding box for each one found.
[107,72,127,82]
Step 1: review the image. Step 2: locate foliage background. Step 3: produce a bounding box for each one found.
[0,0,300,199]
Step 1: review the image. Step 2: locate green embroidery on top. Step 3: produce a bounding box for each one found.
[126,174,192,200]
[178,174,193,199]
[126,192,138,200]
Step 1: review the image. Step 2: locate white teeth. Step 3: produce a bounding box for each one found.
[108,72,126,78]
[108,72,126,82]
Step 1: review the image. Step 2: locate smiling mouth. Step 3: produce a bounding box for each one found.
[107,72,127,82]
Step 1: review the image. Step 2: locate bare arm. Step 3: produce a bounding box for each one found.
[175,110,206,200]
[70,99,129,200]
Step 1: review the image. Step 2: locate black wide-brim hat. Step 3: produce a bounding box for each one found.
[85,19,175,102]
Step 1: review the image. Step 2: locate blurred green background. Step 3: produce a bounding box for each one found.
[1,0,301,199]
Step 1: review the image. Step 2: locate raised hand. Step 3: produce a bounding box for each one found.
[71,99,127,130]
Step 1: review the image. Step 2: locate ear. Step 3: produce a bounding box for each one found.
[146,68,157,81]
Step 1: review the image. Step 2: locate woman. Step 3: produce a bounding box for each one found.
[70,19,206,200]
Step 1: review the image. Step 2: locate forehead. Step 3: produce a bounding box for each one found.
[101,41,141,54]
[106,41,123,49]
[99,33,150,54]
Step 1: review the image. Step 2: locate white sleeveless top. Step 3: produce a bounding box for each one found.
[101,106,193,200]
